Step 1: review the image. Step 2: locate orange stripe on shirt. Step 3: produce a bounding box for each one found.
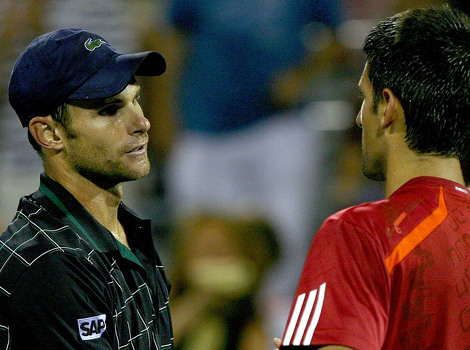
[385,187,448,273]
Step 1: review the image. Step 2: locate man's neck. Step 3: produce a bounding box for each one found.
[385,149,465,197]
[44,166,124,236]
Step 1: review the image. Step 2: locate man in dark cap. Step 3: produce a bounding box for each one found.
[0,28,173,349]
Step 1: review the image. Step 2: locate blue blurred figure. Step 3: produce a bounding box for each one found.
[168,0,341,132]
[165,0,343,341]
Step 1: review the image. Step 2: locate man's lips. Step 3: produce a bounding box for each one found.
[126,142,147,154]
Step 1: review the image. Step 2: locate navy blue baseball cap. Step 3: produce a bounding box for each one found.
[8,28,166,127]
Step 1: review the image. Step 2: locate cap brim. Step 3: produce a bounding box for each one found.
[68,51,166,100]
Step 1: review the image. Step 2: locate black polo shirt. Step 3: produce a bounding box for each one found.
[0,174,173,349]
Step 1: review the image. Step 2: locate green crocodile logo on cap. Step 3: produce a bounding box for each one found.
[84,38,106,51]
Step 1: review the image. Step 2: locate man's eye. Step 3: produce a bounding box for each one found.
[99,105,120,116]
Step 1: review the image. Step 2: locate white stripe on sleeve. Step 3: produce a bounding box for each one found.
[282,283,327,346]
[283,292,306,346]
[293,289,317,345]
[303,282,326,345]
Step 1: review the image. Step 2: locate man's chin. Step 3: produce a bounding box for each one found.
[362,166,386,182]
[362,154,386,182]
[121,167,151,183]
[123,160,151,181]
[83,167,151,188]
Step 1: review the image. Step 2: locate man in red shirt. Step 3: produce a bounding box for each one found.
[276,6,470,349]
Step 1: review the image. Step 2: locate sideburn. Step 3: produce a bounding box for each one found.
[53,103,77,139]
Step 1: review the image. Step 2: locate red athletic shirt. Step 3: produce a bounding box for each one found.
[281,176,470,349]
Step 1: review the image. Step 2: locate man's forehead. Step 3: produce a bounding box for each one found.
[358,64,371,89]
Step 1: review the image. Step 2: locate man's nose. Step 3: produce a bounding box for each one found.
[130,108,151,134]
[356,107,363,128]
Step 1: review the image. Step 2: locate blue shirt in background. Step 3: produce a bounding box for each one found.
[169,0,342,134]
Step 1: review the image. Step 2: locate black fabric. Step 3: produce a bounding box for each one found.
[0,174,173,349]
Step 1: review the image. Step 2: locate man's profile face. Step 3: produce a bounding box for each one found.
[357,64,386,182]
[60,83,151,187]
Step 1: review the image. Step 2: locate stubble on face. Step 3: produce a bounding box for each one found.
[70,143,151,187]
[60,85,151,188]
[361,147,386,181]
[358,67,386,182]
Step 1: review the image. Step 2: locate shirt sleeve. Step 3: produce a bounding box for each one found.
[7,253,115,349]
[281,213,390,350]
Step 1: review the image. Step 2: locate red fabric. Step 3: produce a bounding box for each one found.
[282,177,470,349]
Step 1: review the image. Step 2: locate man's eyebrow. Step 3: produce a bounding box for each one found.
[67,96,120,110]
[133,85,141,99]
[103,96,122,105]
[357,84,365,96]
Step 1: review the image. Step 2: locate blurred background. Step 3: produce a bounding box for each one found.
[0,0,467,349]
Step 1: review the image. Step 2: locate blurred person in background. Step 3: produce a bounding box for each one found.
[169,210,280,350]
[164,0,344,335]
[0,1,45,231]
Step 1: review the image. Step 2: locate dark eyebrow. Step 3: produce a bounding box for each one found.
[67,96,121,110]
[357,83,365,96]
[133,85,141,99]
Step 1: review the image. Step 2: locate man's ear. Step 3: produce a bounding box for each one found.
[28,116,65,151]
[380,88,403,130]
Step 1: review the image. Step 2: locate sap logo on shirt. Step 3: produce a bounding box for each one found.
[77,314,107,340]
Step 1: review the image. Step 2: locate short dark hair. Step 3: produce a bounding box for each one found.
[363,6,470,159]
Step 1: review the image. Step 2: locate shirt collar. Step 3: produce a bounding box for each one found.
[393,176,469,197]
[34,173,152,268]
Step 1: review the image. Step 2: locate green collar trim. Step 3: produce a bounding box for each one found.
[116,240,144,268]
[40,181,144,269]
[40,182,100,251]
